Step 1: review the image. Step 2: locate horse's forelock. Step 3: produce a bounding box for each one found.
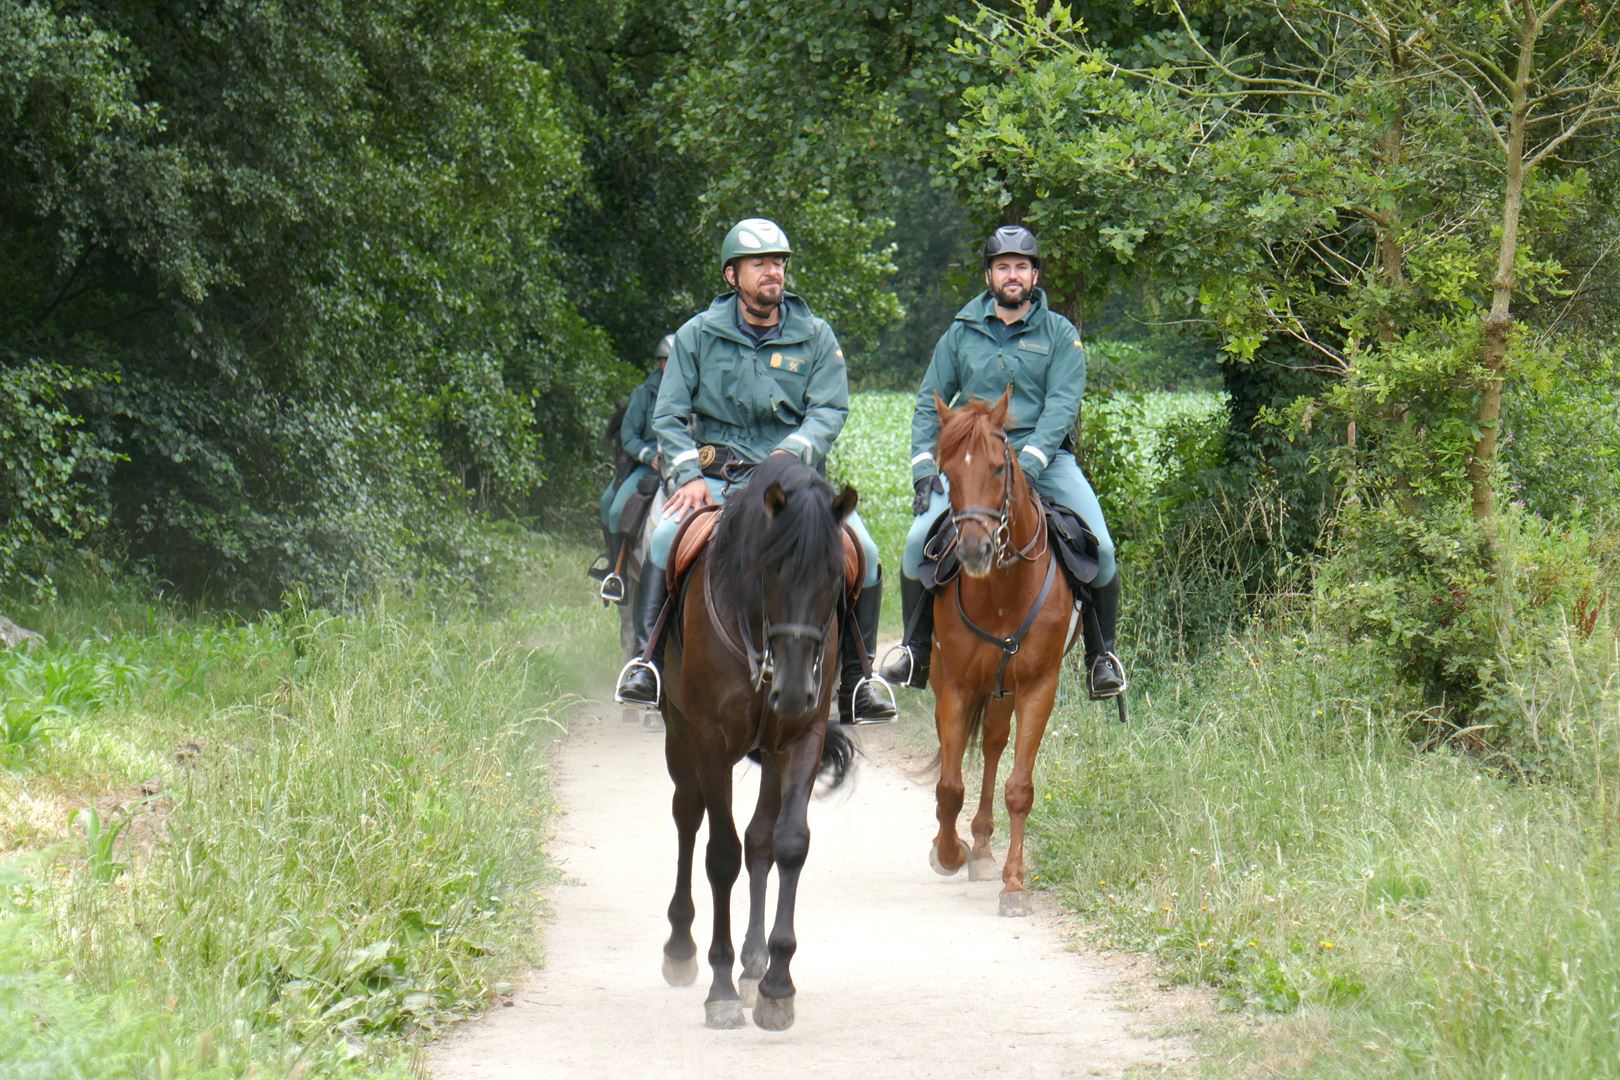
[937,400,1004,470]
[713,457,841,590]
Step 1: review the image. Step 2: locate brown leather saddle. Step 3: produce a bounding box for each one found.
[667,504,864,602]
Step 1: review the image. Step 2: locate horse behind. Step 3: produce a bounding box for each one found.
[658,454,858,1030]
[929,389,1078,917]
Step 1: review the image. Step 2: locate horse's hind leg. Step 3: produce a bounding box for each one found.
[698,759,746,1029]
[754,735,821,1031]
[739,765,783,1008]
[969,695,1014,881]
[999,674,1060,917]
[662,717,702,987]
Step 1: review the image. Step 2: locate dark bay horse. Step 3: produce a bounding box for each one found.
[929,390,1078,917]
[658,454,858,1030]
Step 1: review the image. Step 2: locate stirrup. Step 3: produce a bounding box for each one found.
[1087,651,1128,700]
[877,643,914,685]
[614,657,662,708]
[598,573,627,605]
[847,674,898,725]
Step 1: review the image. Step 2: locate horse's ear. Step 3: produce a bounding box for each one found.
[763,482,788,520]
[934,391,951,428]
[832,485,859,522]
[990,385,1013,431]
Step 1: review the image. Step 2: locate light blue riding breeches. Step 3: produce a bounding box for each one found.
[902,450,1116,587]
[602,464,654,533]
[649,475,882,588]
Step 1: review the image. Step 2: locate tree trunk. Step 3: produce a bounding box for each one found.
[1469,18,1537,525]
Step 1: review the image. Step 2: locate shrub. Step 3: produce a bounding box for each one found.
[1317,501,1611,748]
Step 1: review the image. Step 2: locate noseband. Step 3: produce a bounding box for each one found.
[749,596,830,693]
[947,429,1046,568]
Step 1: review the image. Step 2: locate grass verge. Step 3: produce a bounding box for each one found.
[1,536,614,1078]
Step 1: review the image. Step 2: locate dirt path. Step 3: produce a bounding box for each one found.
[427,703,1205,1080]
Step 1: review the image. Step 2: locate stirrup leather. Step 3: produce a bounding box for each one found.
[614,657,662,708]
[847,674,898,725]
[598,573,627,605]
[1087,650,1128,700]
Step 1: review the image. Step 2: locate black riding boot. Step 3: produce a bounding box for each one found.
[837,573,896,725]
[877,573,933,690]
[1082,572,1127,699]
[588,526,616,580]
[615,569,669,707]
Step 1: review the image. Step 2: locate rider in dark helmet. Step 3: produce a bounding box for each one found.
[615,218,896,724]
[879,224,1126,700]
[592,334,673,602]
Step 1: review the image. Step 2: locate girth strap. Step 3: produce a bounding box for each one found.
[953,553,1058,700]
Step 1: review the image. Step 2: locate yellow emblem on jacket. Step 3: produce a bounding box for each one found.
[770,353,804,373]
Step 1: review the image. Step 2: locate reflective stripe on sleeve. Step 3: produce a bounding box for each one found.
[1019,445,1049,467]
[671,448,699,467]
[911,451,935,467]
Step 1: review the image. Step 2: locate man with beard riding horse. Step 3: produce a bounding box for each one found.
[615,217,894,726]
[879,224,1127,700]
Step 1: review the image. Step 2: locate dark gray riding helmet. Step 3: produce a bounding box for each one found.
[982,224,1040,267]
[654,333,675,364]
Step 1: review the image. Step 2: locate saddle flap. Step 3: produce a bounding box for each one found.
[1045,504,1100,591]
[666,505,723,592]
[840,524,863,600]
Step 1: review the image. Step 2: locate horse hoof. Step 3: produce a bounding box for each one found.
[998,889,1032,918]
[705,998,746,1029]
[662,953,698,987]
[968,855,1000,882]
[929,837,967,877]
[738,976,760,1008]
[752,992,795,1031]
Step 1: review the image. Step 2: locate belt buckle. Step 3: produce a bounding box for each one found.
[697,445,717,470]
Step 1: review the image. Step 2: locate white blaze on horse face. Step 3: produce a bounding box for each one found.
[965,452,972,465]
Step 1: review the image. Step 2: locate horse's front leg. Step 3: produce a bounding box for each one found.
[739,761,783,1009]
[999,672,1059,917]
[930,679,975,875]
[662,709,702,987]
[699,761,745,1028]
[969,694,1014,881]
[753,733,822,1031]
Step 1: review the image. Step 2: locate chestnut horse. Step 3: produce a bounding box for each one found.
[928,390,1078,917]
[658,454,858,1030]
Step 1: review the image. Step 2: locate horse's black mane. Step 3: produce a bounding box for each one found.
[711,455,842,595]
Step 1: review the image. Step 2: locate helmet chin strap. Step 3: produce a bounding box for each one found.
[728,265,782,322]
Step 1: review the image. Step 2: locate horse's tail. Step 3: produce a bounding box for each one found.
[818,724,856,790]
[742,724,856,791]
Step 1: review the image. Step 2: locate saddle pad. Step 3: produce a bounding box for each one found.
[666,504,863,598]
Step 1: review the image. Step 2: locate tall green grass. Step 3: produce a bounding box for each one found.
[0,537,612,1078]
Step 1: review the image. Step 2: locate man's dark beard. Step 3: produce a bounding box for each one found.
[992,282,1027,309]
[740,287,782,322]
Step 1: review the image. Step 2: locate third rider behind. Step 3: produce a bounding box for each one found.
[615,218,893,725]
[880,225,1126,700]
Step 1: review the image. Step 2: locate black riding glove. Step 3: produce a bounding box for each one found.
[912,475,937,516]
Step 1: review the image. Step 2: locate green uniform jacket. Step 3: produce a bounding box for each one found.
[909,288,1085,485]
[654,292,850,489]
[620,368,663,466]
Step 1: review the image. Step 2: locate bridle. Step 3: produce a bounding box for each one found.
[946,429,1048,568]
[703,559,832,695]
[746,580,832,694]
